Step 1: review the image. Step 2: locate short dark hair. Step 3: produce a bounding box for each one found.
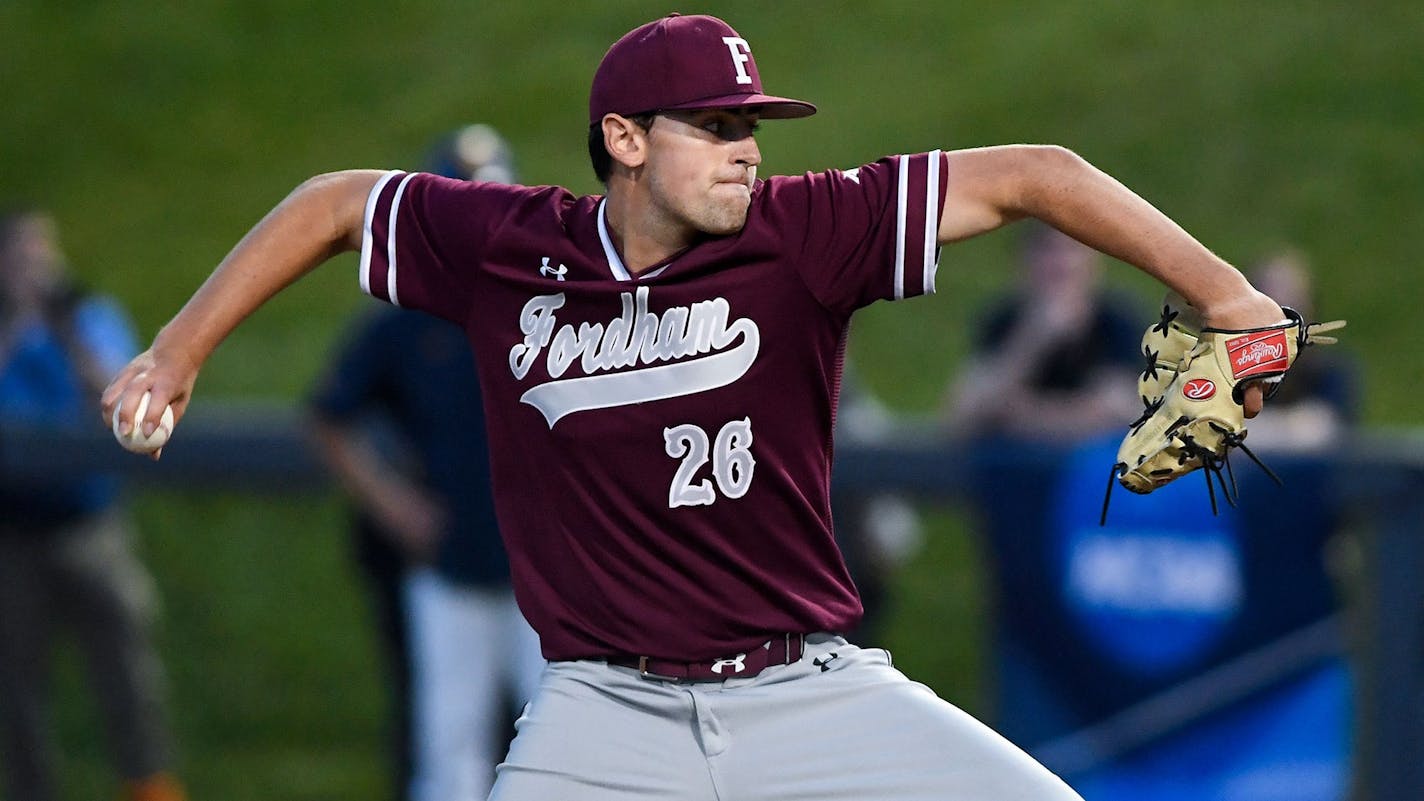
[587,114,656,183]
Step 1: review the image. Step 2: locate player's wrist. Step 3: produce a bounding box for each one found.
[150,321,213,375]
[1199,288,1285,331]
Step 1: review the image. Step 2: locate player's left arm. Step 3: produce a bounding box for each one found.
[937,144,1284,415]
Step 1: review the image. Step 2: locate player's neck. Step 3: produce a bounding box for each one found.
[603,186,696,275]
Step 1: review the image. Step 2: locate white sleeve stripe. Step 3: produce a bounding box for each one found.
[923,149,942,295]
[360,170,403,297]
[893,154,910,301]
[385,172,419,307]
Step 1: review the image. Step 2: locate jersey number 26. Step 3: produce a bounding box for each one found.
[664,418,755,508]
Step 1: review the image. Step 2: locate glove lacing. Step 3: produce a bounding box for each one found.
[1100,416,1283,525]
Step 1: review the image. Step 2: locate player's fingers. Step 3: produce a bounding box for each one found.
[99,362,145,426]
[1242,383,1264,418]
[169,395,191,423]
[108,383,146,437]
[106,372,182,438]
[101,350,164,428]
[137,382,184,437]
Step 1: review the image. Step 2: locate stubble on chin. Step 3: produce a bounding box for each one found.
[697,195,751,236]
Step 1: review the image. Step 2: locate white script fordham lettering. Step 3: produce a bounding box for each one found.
[508,287,762,427]
[509,287,753,379]
[509,293,565,379]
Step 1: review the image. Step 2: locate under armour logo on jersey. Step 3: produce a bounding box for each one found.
[539,257,568,281]
[812,652,840,672]
[721,37,753,84]
[710,653,747,674]
[842,168,861,184]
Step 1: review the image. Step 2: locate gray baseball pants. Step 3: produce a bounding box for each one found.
[490,633,1082,800]
[0,510,174,801]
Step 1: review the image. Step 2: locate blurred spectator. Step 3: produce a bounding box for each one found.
[943,223,1143,442]
[956,241,1360,799]
[1241,248,1360,451]
[422,123,519,186]
[307,125,542,801]
[0,209,186,801]
[832,363,924,644]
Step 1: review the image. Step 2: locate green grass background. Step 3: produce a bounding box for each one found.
[3,1,1418,797]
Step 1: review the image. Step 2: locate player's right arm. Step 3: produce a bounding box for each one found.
[101,170,384,447]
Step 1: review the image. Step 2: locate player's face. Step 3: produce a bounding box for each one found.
[643,108,762,236]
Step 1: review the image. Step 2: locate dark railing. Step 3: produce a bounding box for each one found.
[3,405,1421,800]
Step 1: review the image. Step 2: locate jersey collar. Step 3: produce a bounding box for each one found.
[596,198,669,282]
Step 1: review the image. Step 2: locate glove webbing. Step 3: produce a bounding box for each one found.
[1100,416,1284,526]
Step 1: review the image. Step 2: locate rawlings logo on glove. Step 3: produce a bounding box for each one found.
[1228,332,1290,377]
[1102,293,1345,523]
[1182,378,1217,400]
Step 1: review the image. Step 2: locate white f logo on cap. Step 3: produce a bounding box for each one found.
[721,36,753,84]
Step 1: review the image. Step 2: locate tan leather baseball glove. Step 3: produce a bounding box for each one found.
[1107,293,1345,517]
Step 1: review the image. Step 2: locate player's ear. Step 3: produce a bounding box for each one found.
[602,113,649,172]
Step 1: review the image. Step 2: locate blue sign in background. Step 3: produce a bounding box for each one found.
[1054,437,1244,674]
[968,433,1349,800]
[1070,663,1350,801]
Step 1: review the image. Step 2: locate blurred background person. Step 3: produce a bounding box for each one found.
[936,220,1147,748]
[831,361,924,645]
[0,209,186,801]
[943,222,1143,443]
[945,234,1360,799]
[1240,248,1361,451]
[308,125,542,801]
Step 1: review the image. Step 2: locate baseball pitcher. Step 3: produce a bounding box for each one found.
[104,13,1324,801]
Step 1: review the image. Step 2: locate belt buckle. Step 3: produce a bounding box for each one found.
[779,633,805,664]
[636,656,684,683]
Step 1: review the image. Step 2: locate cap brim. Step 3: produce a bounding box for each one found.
[663,93,817,119]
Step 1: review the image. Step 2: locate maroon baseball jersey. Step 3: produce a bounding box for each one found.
[359,151,948,661]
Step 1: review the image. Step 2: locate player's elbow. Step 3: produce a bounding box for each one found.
[1011,145,1098,215]
[948,145,1088,224]
[291,170,386,254]
[1025,144,1087,175]
[942,145,1084,241]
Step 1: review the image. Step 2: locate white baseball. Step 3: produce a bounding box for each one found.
[111,391,175,454]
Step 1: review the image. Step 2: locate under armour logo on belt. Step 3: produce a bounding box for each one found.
[812,652,840,672]
[710,653,747,674]
[539,257,568,281]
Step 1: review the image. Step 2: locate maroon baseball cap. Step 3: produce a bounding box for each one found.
[589,13,817,124]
